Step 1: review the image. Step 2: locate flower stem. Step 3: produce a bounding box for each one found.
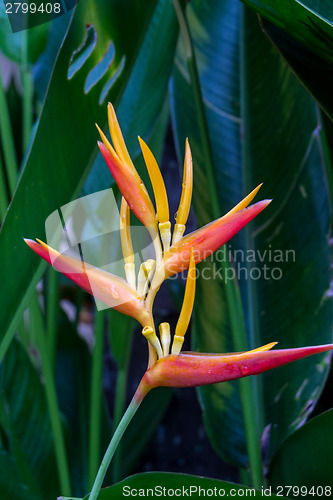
[111,328,134,483]
[88,310,105,489]
[88,385,147,500]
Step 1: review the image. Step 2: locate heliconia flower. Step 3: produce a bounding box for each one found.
[164,198,271,277]
[24,238,151,327]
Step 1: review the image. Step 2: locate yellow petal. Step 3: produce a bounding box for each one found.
[226,184,263,216]
[175,138,193,226]
[95,123,118,158]
[138,137,169,224]
[172,247,196,354]
[107,102,139,179]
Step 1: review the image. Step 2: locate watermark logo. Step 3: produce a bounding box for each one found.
[44,189,295,310]
[3,0,78,32]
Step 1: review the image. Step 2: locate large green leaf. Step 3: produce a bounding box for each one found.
[269,409,333,495]
[0,0,178,360]
[259,17,333,121]
[0,449,40,500]
[170,0,332,468]
[241,0,333,65]
[82,472,286,499]
[0,340,59,499]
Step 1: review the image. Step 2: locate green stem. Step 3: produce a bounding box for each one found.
[30,293,71,496]
[173,0,263,488]
[88,311,105,488]
[0,153,9,219]
[111,328,134,483]
[88,388,145,500]
[0,70,18,194]
[46,267,58,369]
[21,29,33,152]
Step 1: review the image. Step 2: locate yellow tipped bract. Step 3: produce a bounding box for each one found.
[138,136,169,224]
[175,138,193,226]
[107,103,138,177]
[226,184,263,216]
[172,248,196,354]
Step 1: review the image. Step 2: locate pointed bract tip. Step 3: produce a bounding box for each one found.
[23,237,34,245]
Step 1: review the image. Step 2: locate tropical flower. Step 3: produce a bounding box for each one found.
[26,104,333,500]
[25,103,333,382]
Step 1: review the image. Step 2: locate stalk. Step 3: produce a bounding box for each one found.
[88,311,105,488]
[111,326,134,483]
[88,382,148,500]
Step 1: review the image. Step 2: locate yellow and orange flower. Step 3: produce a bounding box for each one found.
[25,103,333,392]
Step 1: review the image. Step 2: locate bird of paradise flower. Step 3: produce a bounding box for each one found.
[25,104,333,500]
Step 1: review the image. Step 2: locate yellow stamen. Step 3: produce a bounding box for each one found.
[142,326,163,359]
[107,103,138,176]
[171,248,196,354]
[138,137,169,224]
[159,322,171,357]
[226,184,263,216]
[120,197,136,289]
[159,221,171,254]
[137,259,156,298]
[95,123,118,158]
[171,335,185,355]
[172,223,185,244]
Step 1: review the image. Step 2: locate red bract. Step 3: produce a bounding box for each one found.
[24,238,151,327]
[139,344,333,394]
[164,199,271,277]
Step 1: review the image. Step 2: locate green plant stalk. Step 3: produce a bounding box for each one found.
[30,293,71,496]
[173,0,263,488]
[0,70,18,194]
[111,328,134,483]
[46,267,58,369]
[0,154,9,219]
[88,391,143,500]
[21,29,33,152]
[88,311,105,489]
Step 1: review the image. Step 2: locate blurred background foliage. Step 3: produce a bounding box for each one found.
[0,0,332,498]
